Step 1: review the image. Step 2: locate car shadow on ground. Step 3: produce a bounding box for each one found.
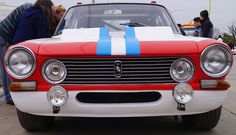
[25,117,217,135]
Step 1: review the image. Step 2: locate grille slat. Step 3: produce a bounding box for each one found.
[67,71,114,74]
[66,64,113,67]
[123,67,170,70]
[60,57,177,85]
[62,80,176,85]
[123,63,172,67]
[66,67,114,71]
[65,77,172,80]
[123,70,170,73]
[67,73,170,77]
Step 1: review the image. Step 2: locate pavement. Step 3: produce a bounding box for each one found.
[0,56,235,135]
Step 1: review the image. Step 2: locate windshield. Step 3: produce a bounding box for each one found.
[55,4,178,35]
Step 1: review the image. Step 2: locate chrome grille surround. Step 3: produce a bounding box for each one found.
[59,57,178,85]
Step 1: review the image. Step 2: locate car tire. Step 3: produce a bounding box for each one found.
[182,106,222,130]
[16,108,55,131]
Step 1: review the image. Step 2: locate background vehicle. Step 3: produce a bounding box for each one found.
[182,23,221,39]
[181,24,195,36]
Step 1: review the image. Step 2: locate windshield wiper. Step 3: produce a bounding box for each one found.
[120,22,149,27]
[103,21,122,31]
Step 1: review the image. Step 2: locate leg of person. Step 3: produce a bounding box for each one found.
[0,37,12,104]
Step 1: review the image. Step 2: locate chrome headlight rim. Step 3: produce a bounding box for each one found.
[200,44,233,78]
[4,46,36,79]
[42,59,67,84]
[170,58,195,83]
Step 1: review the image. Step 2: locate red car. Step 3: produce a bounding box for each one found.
[4,3,233,131]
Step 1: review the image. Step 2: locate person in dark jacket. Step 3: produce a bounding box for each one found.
[12,0,57,44]
[0,3,33,105]
[200,10,213,38]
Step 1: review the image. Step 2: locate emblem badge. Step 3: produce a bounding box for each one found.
[114,60,122,78]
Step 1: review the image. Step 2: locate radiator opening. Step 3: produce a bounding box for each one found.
[76,92,162,103]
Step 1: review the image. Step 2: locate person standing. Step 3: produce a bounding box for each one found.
[200,10,213,38]
[193,17,202,37]
[12,0,57,44]
[0,3,33,105]
[53,5,66,24]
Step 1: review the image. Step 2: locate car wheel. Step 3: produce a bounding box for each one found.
[16,108,55,131]
[182,106,222,130]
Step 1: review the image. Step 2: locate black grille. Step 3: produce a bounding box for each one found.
[60,57,178,84]
[76,92,162,103]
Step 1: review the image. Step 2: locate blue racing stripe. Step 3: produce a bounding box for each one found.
[125,27,140,56]
[97,28,111,56]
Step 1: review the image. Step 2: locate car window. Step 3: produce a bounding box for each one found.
[55,4,178,35]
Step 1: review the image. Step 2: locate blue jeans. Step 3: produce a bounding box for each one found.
[0,36,12,102]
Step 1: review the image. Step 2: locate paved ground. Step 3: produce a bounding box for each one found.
[0,56,235,135]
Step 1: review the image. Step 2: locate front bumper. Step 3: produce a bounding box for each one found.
[11,90,228,117]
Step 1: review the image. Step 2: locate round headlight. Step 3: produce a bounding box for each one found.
[47,85,68,107]
[42,60,67,84]
[201,45,233,78]
[173,83,194,104]
[170,58,195,83]
[4,47,36,79]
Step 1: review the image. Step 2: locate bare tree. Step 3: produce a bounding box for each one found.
[227,23,236,38]
[222,23,236,47]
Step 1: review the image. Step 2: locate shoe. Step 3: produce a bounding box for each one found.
[6,100,14,105]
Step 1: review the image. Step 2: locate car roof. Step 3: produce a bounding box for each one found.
[69,3,166,10]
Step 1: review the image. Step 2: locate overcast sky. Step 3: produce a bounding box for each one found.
[0,0,235,31]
